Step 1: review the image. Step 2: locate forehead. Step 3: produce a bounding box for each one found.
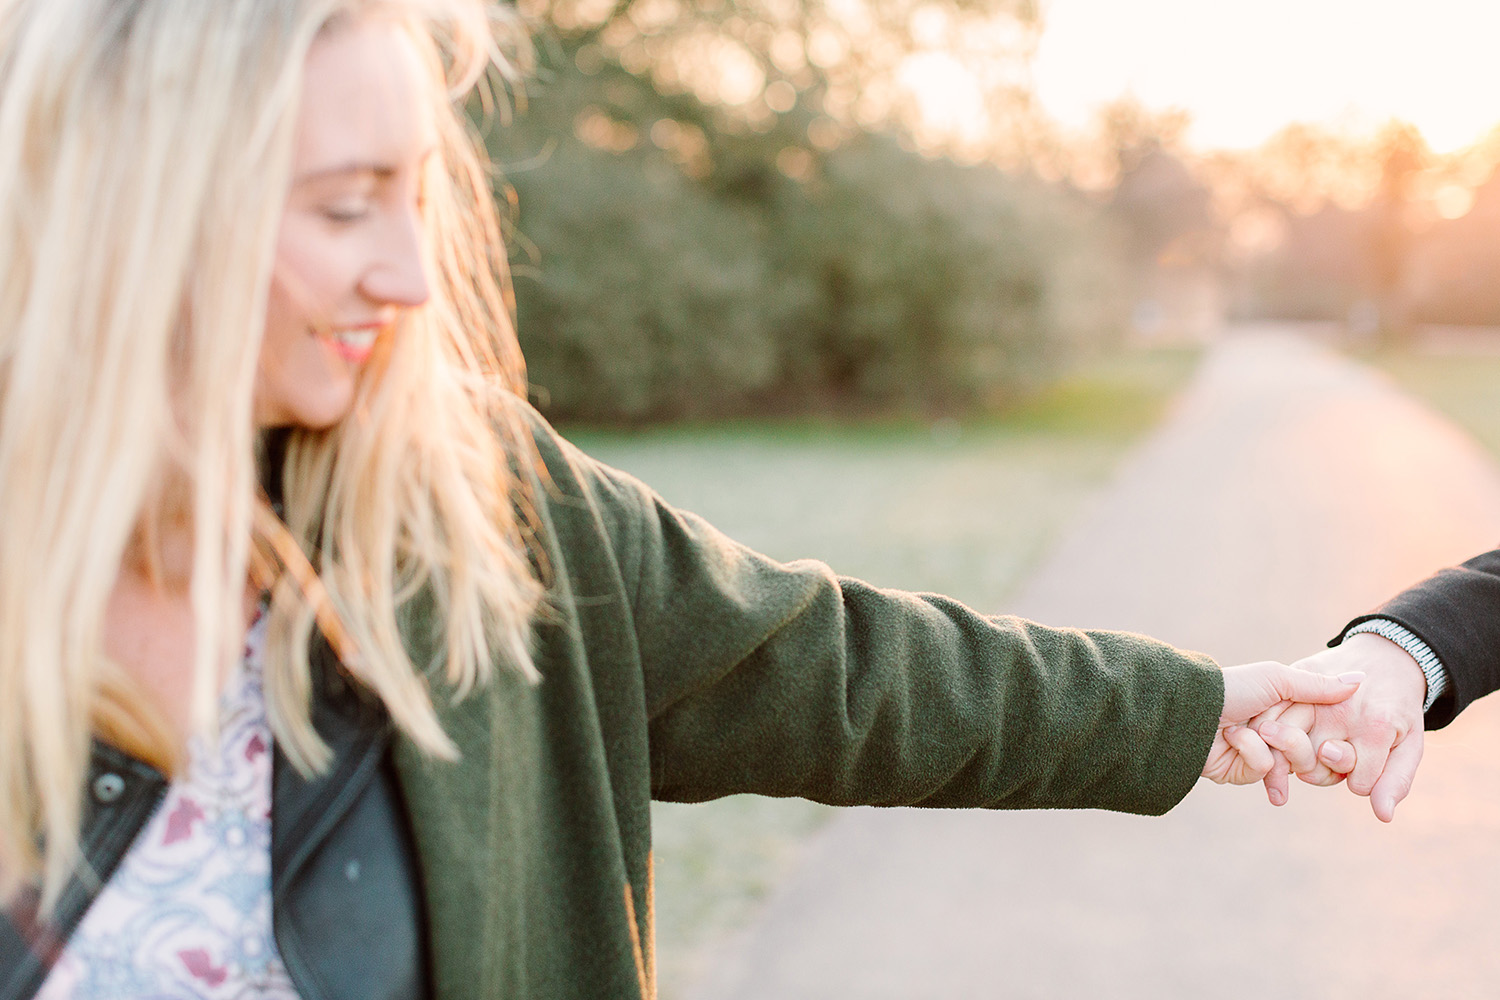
[293,17,437,173]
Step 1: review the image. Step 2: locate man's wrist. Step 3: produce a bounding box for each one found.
[1342,618,1447,712]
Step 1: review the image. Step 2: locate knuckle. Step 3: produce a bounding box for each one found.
[1354,713,1402,744]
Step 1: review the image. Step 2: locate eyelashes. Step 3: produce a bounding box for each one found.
[319,202,371,225]
[317,186,424,227]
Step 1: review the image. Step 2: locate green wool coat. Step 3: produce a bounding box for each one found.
[388,413,1225,999]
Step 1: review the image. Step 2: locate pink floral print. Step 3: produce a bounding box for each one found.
[37,601,300,999]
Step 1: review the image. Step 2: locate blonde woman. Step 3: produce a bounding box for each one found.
[0,1,1358,997]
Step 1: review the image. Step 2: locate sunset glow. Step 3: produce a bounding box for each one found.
[1032,0,1500,153]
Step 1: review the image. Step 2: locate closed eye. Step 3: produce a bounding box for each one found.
[320,203,370,224]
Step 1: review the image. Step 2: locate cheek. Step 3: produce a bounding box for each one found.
[261,276,302,350]
[268,224,347,329]
[255,231,343,372]
[257,272,317,393]
[253,268,353,428]
[250,218,365,427]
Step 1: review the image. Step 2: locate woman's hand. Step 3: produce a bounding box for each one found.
[1201,661,1363,793]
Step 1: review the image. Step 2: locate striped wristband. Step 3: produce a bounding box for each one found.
[1343,618,1448,713]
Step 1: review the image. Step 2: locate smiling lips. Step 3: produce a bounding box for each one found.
[321,324,384,364]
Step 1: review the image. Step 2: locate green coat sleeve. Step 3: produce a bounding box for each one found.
[536,420,1225,818]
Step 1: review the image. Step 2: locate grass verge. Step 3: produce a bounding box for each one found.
[1372,349,1500,458]
[563,346,1201,999]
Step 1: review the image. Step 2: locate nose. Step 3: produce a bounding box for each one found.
[361,206,431,308]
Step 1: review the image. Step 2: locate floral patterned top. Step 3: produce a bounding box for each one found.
[36,602,300,999]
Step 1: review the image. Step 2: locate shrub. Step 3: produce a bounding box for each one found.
[490,49,1128,422]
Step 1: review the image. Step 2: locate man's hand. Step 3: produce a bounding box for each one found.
[1262,633,1427,822]
[1201,661,1362,786]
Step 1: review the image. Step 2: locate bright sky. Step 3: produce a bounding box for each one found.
[1031,0,1500,152]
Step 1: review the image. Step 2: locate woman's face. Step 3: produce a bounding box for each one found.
[254,17,438,429]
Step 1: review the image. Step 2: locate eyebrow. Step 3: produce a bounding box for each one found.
[294,162,394,185]
[293,147,439,185]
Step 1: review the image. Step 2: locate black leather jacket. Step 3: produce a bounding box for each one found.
[0,646,432,1000]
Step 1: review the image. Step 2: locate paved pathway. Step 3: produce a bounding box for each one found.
[691,329,1500,999]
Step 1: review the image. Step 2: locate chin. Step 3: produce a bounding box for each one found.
[292,394,357,430]
[255,386,358,431]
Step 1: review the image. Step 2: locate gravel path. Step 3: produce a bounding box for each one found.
[690,329,1500,999]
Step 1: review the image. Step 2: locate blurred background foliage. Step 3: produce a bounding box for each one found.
[488,0,1134,422]
[474,0,1500,424]
[1211,121,1500,340]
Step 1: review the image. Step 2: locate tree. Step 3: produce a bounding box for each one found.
[1368,122,1426,345]
[514,0,1043,160]
[486,38,1128,421]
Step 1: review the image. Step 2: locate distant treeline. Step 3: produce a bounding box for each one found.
[487,41,1129,423]
[1132,120,1500,339]
[1233,174,1500,331]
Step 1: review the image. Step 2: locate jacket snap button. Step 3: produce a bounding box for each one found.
[92,773,126,804]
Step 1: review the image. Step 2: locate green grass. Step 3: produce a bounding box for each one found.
[563,347,1201,999]
[1001,347,1202,439]
[1372,350,1500,458]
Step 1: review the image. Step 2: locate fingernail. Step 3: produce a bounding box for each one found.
[1320,744,1343,764]
[1269,788,1286,806]
[1337,671,1366,684]
[1259,721,1281,738]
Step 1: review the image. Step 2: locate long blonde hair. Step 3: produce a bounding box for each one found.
[0,0,540,911]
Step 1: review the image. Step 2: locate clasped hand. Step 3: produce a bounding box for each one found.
[1242,634,1427,822]
[1201,661,1364,792]
[1204,636,1429,822]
